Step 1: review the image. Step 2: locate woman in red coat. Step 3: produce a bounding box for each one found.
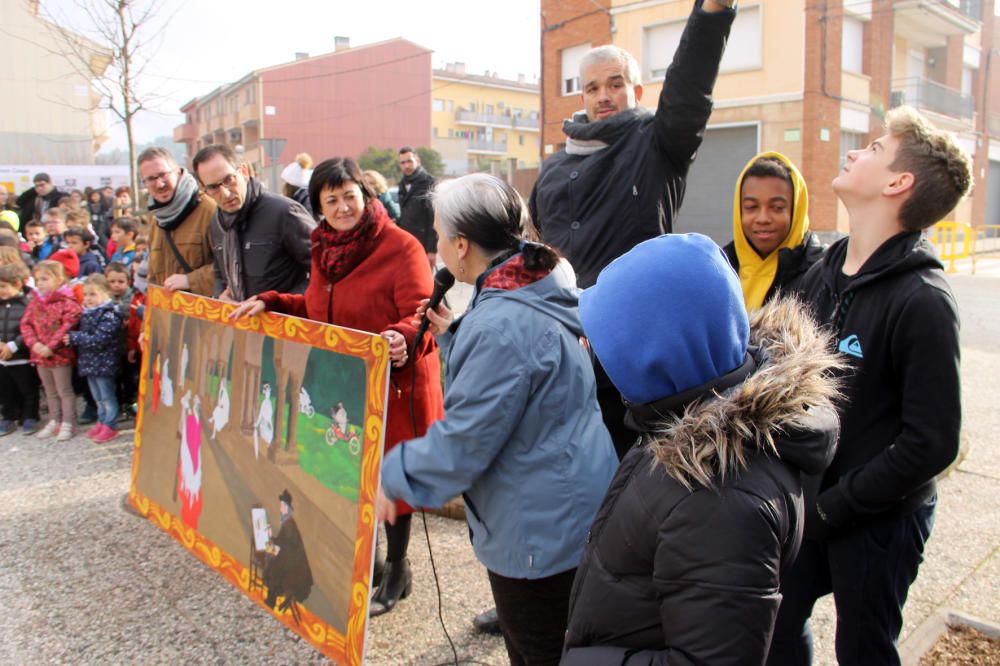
[231,157,443,617]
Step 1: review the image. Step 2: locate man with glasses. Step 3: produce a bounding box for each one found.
[193,144,314,301]
[16,173,65,227]
[139,147,217,296]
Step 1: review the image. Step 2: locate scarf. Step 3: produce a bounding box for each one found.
[217,177,263,301]
[481,252,553,291]
[313,200,387,284]
[399,166,428,195]
[149,169,201,231]
[562,107,652,155]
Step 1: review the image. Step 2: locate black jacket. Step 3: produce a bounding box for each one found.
[722,231,825,304]
[530,2,733,288]
[398,167,436,252]
[210,187,315,298]
[0,290,32,363]
[562,299,840,666]
[16,187,65,226]
[794,232,961,537]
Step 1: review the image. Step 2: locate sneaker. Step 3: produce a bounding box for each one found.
[0,420,15,437]
[78,406,97,426]
[21,419,40,435]
[56,422,74,441]
[36,420,59,439]
[85,424,103,439]
[92,424,119,443]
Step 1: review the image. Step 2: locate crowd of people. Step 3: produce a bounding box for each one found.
[0,0,976,663]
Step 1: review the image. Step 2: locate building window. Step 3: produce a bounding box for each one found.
[433,127,439,137]
[842,16,864,74]
[469,103,477,112]
[840,130,867,160]
[448,128,454,138]
[518,134,524,146]
[485,104,494,115]
[561,42,591,95]
[961,66,974,97]
[447,100,454,111]
[644,6,761,80]
[433,99,445,112]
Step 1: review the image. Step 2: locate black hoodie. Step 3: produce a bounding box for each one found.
[795,231,960,537]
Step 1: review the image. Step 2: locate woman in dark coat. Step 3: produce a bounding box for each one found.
[230,157,444,617]
[563,234,842,665]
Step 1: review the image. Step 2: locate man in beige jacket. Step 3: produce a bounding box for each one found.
[138,147,216,295]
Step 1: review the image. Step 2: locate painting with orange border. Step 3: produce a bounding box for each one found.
[128,286,389,664]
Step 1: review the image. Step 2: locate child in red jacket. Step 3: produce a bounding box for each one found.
[20,260,83,441]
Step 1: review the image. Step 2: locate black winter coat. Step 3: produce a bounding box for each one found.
[397,167,436,252]
[722,231,825,305]
[15,187,65,226]
[209,183,315,298]
[69,301,123,377]
[793,232,960,538]
[530,2,733,288]
[0,290,32,362]
[562,299,841,666]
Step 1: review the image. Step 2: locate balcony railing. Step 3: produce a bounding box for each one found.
[457,110,540,131]
[947,0,982,20]
[468,138,508,153]
[890,77,974,120]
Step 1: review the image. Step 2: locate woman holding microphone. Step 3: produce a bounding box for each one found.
[376,173,616,665]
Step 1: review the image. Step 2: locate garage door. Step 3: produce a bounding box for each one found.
[673,124,759,245]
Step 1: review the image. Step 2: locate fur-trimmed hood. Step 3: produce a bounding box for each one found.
[642,297,842,489]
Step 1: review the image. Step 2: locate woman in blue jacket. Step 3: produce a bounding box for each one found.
[376,173,617,665]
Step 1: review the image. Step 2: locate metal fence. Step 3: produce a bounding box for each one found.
[891,77,975,120]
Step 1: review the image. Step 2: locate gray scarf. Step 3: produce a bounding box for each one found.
[148,169,200,230]
[217,177,263,302]
[562,107,652,156]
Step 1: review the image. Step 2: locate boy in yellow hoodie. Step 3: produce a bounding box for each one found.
[722,152,824,310]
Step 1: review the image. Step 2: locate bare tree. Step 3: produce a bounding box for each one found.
[38,0,169,203]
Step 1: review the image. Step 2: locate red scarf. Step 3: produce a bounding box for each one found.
[312,201,387,284]
[482,254,552,291]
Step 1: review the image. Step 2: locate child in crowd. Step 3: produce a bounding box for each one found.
[65,208,91,229]
[65,227,106,277]
[109,217,138,267]
[39,208,68,261]
[67,274,123,442]
[0,262,40,435]
[106,262,142,417]
[24,220,46,262]
[20,261,82,441]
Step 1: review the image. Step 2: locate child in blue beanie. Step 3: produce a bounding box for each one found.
[563,233,842,665]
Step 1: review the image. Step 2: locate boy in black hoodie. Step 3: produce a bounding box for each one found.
[767,106,972,666]
[0,262,40,435]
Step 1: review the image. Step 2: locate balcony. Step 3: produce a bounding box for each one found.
[174,123,196,143]
[894,0,980,47]
[890,77,974,120]
[467,138,509,155]
[457,110,540,132]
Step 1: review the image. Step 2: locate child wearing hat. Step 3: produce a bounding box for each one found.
[563,233,842,665]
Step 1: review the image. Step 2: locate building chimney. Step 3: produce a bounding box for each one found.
[335,36,350,52]
[517,73,526,84]
[295,52,309,60]
[455,62,466,75]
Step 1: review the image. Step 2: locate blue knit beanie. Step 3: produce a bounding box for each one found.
[579,234,749,405]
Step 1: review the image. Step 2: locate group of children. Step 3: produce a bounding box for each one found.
[0,213,146,443]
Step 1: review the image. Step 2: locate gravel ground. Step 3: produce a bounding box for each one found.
[0,272,995,665]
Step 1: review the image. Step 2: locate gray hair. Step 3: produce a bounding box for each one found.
[579,45,642,87]
[137,146,178,168]
[432,174,526,257]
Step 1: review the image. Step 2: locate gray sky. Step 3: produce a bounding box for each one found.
[55,0,542,153]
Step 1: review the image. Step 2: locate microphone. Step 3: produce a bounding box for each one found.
[413,267,455,352]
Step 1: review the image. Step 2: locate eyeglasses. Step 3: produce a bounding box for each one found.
[203,172,239,194]
[143,170,176,186]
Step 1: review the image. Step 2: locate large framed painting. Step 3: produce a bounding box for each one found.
[128,286,389,665]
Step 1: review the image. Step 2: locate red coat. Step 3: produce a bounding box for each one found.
[259,206,444,514]
[20,288,83,367]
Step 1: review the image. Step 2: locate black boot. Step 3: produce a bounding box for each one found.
[369,558,412,617]
[372,539,385,590]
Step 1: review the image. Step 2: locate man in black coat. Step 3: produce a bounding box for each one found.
[529,0,735,462]
[192,144,315,301]
[16,173,65,227]
[396,147,436,268]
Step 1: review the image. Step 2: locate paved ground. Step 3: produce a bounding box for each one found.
[0,267,996,665]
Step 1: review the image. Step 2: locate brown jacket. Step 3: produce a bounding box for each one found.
[147,195,216,296]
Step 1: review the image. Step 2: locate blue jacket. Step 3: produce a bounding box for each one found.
[78,249,105,277]
[69,300,123,377]
[381,257,617,578]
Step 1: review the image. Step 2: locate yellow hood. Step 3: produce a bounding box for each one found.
[731,151,810,311]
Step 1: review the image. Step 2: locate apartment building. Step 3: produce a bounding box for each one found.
[541,0,1000,242]
[430,64,541,175]
[173,38,432,189]
[2,0,110,166]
